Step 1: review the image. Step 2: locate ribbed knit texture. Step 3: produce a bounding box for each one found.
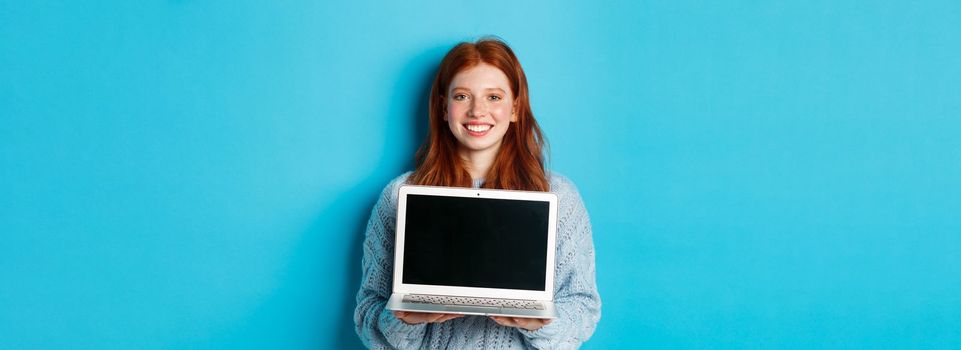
[354,172,601,349]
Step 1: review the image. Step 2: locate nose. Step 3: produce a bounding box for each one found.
[468,100,488,117]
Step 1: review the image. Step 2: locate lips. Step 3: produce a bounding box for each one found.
[464,123,493,136]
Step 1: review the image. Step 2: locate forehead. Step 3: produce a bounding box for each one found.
[449,63,511,91]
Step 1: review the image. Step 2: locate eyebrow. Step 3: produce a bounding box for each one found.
[450,86,507,93]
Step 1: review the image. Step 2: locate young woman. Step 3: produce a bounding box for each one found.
[354,38,600,349]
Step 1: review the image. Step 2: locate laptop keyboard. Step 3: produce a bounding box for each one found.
[403,294,545,310]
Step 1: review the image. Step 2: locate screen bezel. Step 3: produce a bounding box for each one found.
[393,185,558,300]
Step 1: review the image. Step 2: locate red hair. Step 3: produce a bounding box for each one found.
[409,38,549,191]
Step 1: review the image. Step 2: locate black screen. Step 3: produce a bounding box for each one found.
[402,194,549,291]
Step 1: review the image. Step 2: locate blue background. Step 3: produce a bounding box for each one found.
[2,1,960,349]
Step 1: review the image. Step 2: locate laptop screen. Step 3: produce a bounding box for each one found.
[402,194,549,291]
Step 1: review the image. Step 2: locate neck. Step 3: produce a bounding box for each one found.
[458,146,499,181]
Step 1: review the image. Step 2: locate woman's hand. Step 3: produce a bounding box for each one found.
[393,311,464,325]
[489,316,552,331]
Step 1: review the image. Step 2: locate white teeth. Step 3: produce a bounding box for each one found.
[466,124,492,132]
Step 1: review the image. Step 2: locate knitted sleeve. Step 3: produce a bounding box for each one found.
[518,175,602,349]
[354,174,428,349]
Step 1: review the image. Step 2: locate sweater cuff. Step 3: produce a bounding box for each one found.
[517,320,561,348]
[379,308,427,341]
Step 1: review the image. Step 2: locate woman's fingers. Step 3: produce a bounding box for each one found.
[489,316,551,330]
[439,314,464,322]
[400,312,546,328]
[441,314,464,322]
[394,311,464,324]
[395,311,428,324]
[490,316,516,327]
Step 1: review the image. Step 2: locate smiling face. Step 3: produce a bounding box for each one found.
[445,63,517,160]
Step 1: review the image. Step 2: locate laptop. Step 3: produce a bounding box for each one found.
[386,185,559,319]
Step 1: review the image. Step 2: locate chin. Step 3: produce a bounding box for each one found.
[457,140,497,152]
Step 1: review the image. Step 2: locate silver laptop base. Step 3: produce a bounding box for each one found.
[386,294,557,319]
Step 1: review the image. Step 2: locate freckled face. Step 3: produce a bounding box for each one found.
[445,63,517,157]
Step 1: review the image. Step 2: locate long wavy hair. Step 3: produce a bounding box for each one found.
[409,38,549,191]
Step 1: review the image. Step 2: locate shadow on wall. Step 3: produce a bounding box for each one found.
[213,43,448,349]
[331,44,449,349]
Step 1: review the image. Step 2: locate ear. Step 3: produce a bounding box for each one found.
[441,97,448,121]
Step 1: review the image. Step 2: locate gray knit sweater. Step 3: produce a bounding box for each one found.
[354,172,601,349]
